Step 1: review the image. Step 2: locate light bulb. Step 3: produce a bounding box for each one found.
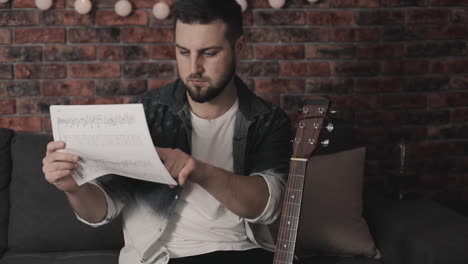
[35,0,52,9]
[74,0,92,14]
[0,0,9,3]
[268,0,285,9]
[152,2,170,20]
[115,0,132,17]
[308,0,319,2]
[236,0,247,12]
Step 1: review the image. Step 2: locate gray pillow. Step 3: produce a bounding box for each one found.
[8,132,124,251]
[296,147,380,258]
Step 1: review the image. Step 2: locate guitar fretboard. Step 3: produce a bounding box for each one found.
[273,160,307,264]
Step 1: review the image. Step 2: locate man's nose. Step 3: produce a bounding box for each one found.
[190,55,203,75]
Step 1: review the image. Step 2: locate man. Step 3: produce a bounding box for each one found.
[42,0,292,263]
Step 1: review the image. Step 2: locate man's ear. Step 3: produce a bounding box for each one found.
[235,35,246,58]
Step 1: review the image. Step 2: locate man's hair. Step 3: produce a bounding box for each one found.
[173,0,243,44]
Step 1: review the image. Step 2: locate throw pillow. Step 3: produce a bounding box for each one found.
[295,147,380,259]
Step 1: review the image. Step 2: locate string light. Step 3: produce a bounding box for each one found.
[115,0,132,17]
[268,0,285,9]
[35,0,53,10]
[236,0,247,12]
[74,0,92,14]
[0,0,9,3]
[152,1,170,20]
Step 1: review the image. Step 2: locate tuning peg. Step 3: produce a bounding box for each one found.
[325,122,334,132]
[321,139,330,147]
[330,109,337,114]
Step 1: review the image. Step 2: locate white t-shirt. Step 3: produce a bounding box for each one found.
[159,99,259,258]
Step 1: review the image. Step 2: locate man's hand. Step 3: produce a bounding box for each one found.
[156,147,207,187]
[42,141,80,193]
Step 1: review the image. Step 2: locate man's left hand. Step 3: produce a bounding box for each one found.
[156,147,205,187]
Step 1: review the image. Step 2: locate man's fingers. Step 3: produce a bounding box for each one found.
[47,170,74,184]
[156,147,169,161]
[46,141,66,155]
[44,152,79,164]
[44,161,78,174]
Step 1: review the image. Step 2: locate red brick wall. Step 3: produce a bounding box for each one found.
[0,0,467,203]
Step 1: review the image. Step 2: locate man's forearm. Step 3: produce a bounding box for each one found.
[65,183,108,223]
[196,163,269,219]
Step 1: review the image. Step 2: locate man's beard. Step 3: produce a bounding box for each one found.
[185,61,236,104]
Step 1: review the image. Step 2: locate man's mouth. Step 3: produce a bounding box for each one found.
[189,80,207,86]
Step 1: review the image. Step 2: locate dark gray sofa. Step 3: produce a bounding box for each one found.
[1,127,468,264]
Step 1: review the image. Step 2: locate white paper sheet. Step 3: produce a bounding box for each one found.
[50,104,176,186]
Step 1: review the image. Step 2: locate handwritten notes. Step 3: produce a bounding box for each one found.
[50,104,176,186]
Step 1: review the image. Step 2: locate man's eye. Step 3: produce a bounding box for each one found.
[203,52,217,57]
[179,51,189,56]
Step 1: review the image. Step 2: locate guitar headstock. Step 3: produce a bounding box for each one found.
[292,96,334,160]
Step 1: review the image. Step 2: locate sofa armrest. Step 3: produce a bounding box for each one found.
[363,191,468,264]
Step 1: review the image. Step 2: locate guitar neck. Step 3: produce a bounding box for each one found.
[273,159,308,264]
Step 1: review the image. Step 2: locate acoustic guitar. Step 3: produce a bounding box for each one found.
[273,97,333,264]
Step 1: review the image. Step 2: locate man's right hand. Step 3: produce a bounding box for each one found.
[42,141,80,193]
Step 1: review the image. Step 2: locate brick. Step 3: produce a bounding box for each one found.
[409,25,468,40]
[14,0,64,8]
[43,10,94,26]
[356,27,382,41]
[381,0,428,6]
[331,0,357,7]
[149,79,176,90]
[428,0,468,6]
[16,64,66,79]
[381,60,429,75]
[15,28,65,44]
[0,64,12,79]
[280,28,328,42]
[329,28,381,42]
[0,11,39,26]
[122,28,173,43]
[452,8,468,24]
[123,63,174,78]
[239,45,254,60]
[0,117,41,132]
[306,44,355,59]
[98,45,150,61]
[428,93,468,108]
[403,77,450,92]
[245,28,280,42]
[0,100,15,114]
[255,45,304,60]
[427,125,468,140]
[0,1,11,8]
[0,47,42,62]
[237,62,281,77]
[333,62,380,76]
[356,0,380,7]
[0,28,10,44]
[44,45,96,61]
[17,97,70,114]
[71,97,123,105]
[408,141,467,157]
[307,10,355,25]
[356,44,404,59]
[148,14,175,27]
[355,111,403,127]
[254,79,305,94]
[1,81,40,96]
[406,41,468,57]
[449,76,468,90]
[381,94,427,109]
[96,10,148,26]
[131,0,154,8]
[357,10,405,25]
[354,127,427,143]
[69,28,120,43]
[452,108,468,122]
[42,81,94,96]
[306,78,353,93]
[406,9,451,24]
[404,110,450,126]
[355,78,402,93]
[255,10,305,25]
[250,0,270,7]
[430,59,468,74]
[96,80,147,96]
[69,63,121,78]
[332,95,378,109]
[281,62,330,77]
[243,10,253,26]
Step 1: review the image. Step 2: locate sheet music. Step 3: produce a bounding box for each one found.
[50,104,176,186]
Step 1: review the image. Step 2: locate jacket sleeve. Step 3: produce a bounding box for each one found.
[245,107,292,224]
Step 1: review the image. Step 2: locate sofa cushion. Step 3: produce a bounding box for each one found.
[0,128,14,254]
[8,132,124,251]
[299,255,382,264]
[0,250,119,264]
[295,147,379,258]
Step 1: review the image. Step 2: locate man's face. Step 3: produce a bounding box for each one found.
[175,19,237,103]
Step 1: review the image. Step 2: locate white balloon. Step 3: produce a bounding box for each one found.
[74,0,92,14]
[236,0,247,12]
[35,0,53,10]
[0,0,9,3]
[308,0,320,2]
[115,0,132,17]
[268,0,285,9]
[152,2,170,20]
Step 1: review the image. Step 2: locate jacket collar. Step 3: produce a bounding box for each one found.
[170,75,270,121]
